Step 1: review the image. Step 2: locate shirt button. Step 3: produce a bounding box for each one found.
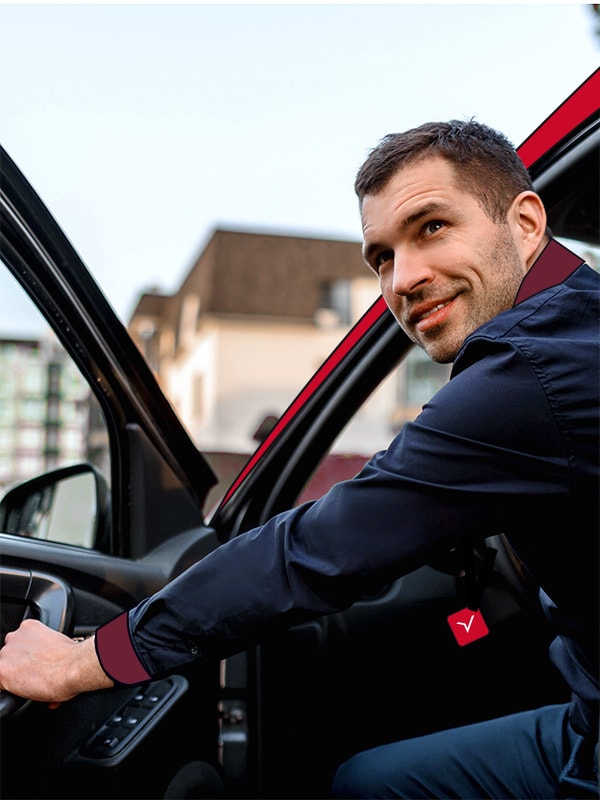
[190,643,199,656]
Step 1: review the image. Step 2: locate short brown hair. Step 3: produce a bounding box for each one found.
[355,119,534,223]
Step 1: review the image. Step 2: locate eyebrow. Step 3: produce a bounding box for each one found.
[362,200,452,264]
[399,201,451,232]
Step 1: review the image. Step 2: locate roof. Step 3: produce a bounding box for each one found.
[130,228,372,325]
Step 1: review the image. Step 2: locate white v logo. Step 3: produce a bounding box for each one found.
[456,614,475,633]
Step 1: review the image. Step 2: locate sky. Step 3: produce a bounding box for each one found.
[1,3,599,324]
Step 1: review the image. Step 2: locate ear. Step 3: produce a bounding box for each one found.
[507,191,548,267]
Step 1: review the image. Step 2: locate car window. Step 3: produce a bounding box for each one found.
[294,233,600,506]
[0,259,111,549]
[146,227,600,515]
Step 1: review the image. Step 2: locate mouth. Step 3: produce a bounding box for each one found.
[409,297,456,333]
[419,301,452,320]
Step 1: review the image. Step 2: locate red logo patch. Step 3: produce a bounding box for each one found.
[447,608,489,646]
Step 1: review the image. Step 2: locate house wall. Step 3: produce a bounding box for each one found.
[128,230,450,480]
[164,315,370,452]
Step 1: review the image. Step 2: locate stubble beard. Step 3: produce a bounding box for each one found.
[403,226,526,365]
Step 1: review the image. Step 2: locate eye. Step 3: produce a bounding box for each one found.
[371,249,394,273]
[423,220,445,236]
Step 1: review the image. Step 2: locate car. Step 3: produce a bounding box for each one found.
[0,67,598,800]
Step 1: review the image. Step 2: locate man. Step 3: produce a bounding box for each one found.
[0,120,597,798]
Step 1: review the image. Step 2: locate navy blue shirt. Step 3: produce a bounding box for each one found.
[97,239,599,738]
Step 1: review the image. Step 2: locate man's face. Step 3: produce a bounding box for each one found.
[361,156,528,363]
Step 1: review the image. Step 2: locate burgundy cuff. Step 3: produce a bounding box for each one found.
[95,611,152,685]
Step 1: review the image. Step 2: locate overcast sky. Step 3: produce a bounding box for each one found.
[1,3,598,322]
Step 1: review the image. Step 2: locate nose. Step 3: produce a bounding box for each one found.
[390,248,434,296]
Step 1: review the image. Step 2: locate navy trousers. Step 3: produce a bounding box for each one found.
[331,703,599,799]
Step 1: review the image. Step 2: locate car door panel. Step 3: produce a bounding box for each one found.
[252,544,570,798]
[0,528,223,799]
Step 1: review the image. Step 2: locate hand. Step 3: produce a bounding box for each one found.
[0,619,113,704]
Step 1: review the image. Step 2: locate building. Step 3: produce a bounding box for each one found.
[128,228,451,460]
[0,334,92,490]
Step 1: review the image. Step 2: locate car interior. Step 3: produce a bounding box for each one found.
[0,74,598,799]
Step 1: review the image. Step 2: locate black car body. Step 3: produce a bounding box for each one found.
[0,68,598,799]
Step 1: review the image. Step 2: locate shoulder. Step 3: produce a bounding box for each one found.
[456,263,598,379]
[423,342,562,456]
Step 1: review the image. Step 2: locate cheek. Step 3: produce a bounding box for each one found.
[379,275,396,303]
[419,241,464,279]
[381,286,406,323]
[455,240,490,284]
[377,269,393,294]
[378,277,394,304]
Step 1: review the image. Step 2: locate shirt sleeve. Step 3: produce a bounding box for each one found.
[95,340,570,681]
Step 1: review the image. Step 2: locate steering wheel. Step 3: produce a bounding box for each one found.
[0,566,73,717]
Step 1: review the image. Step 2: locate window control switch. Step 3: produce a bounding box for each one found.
[76,675,188,766]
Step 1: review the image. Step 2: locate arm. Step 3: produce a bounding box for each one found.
[0,618,113,703]
[0,342,571,699]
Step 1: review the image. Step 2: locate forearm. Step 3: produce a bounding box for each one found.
[69,635,115,696]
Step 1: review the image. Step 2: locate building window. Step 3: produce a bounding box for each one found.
[192,374,205,421]
[402,348,451,409]
[178,294,201,351]
[16,428,44,450]
[22,365,45,394]
[318,280,352,326]
[20,397,46,423]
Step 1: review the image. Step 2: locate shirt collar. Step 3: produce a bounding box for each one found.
[514,238,584,306]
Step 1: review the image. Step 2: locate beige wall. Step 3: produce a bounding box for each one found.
[156,275,401,455]
[165,317,360,452]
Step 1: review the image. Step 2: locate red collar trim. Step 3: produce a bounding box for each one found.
[514,239,584,306]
